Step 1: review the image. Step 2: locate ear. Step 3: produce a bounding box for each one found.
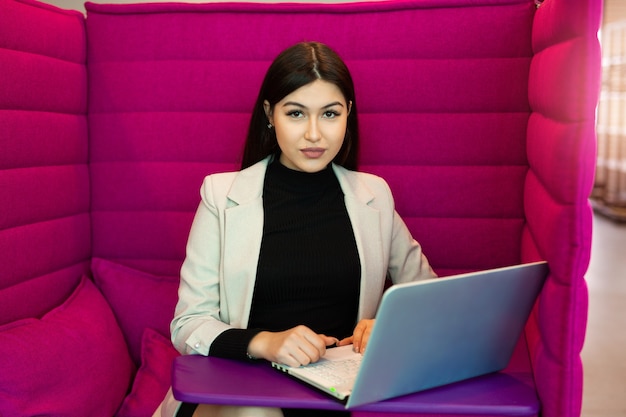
[263,100,273,124]
[347,100,353,116]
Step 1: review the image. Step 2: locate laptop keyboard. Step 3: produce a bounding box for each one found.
[304,356,362,386]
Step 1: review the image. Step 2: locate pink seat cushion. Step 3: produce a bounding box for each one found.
[116,328,180,417]
[92,257,179,364]
[0,276,134,417]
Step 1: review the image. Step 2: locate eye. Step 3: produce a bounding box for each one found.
[286,110,304,119]
[323,110,340,119]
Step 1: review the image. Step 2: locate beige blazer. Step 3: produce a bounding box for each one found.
[171,157,435,355]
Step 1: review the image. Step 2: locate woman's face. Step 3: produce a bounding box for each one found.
[265,79,350,173]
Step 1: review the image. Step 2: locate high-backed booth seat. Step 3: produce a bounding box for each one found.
[0,0,600,416]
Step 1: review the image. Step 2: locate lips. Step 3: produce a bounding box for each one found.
[301,148,325,158]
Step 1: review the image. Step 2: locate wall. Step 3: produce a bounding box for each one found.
[604,0,626,25]
[592,0,626,218]
[42,0,366,15]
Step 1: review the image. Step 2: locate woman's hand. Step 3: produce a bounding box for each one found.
[247,325,338,367]
[337,319,375,354]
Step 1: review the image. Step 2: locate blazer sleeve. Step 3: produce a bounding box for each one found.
[170,175,233,355]
[387,208,437,284]
[368,173,436,284]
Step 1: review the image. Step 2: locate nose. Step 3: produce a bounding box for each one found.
[304,118,321,142]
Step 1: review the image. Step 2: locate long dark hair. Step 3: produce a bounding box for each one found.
[241,42,359,170]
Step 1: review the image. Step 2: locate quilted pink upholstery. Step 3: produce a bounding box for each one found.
[524,1,601,416]
[0,0,90,324]
[0,0,600,416]
[85,0,537,277]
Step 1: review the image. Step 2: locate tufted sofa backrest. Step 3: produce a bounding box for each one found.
[86,0,536,277]
[0,0,90,323]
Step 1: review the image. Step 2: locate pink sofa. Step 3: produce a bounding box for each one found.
[0,0,600,416]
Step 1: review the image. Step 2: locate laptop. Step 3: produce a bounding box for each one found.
[272,261,548,409]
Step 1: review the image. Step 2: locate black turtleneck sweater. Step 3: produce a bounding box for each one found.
[209,159,361,360]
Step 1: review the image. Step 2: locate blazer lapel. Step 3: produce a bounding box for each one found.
[222,159,268,328]
[333,165,386,321]
[222,160,386,327]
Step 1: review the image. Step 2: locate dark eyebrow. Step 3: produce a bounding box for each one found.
[281,101,345,109]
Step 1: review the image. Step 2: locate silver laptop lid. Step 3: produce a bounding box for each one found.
[347,261,548,409]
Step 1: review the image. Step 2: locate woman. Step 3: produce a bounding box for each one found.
[157,41,436,417]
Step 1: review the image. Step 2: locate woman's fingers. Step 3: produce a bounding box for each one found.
[249,325,334,367]
[336,336,353,346]
[351,319,375,353]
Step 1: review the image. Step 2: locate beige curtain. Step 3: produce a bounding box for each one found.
[593,21,626,220]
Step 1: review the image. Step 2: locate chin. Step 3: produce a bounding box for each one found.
[299,161,331,173]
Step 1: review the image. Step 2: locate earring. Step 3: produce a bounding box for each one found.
[267,123,273,129]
